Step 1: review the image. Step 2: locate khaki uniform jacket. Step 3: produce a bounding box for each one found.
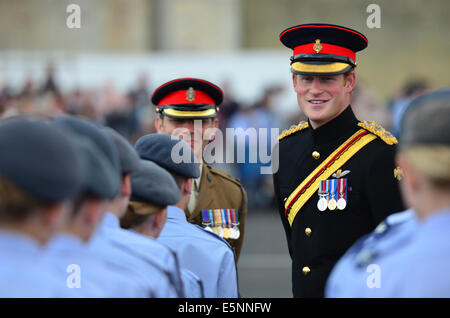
[184,164,247,261]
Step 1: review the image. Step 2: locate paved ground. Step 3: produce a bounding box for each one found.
[237,209,292,298]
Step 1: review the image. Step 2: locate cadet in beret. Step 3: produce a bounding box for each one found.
[87,125,181,297]
[135,133,239,298]
[0,118,86,297]
[44,118,149,297]
[121,159,205,298]
[332,89,450,297]
[273,24,405,297]
[152,78,247,261]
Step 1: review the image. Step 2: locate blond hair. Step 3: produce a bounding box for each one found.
[401,146,450,188]
[0,175,51,221]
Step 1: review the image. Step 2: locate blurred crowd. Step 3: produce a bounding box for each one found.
[0,63,433,210]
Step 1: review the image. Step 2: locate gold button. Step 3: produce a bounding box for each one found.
[312,151,320,160]
[305,227,312,237]
[302,266,311,275]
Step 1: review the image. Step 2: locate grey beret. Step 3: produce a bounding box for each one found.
[0,119,87,202]
[400,88,450,146]
[103,127,140,174]
[67,134,120,199]
[130,160,180,206]
[135,134,200,178]
[53,116,121,199]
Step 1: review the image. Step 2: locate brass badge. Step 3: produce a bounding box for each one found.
[394,167,403,181]
[313,39,323,53]
[186,87,195,102]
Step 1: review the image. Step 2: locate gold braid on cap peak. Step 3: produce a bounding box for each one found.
[357,121,398,145]
[278,121,309,141]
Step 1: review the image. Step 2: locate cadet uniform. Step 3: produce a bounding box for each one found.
[45,118,148,297]
[325,210,417,297]
[150,78,247,260]
[135,134,239,298]
[0,119,87,297]
[273,24,405,297]
[123,158,205,298]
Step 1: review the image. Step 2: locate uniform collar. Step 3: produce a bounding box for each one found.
[309,105,358,145]
[47,232,84,251]
[419,207,450,233]
[100,212,120,229]
[168,205,188,222]
[0,230,42,255]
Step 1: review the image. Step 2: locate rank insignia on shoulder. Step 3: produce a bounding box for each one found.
[357,121,398,145]
[278,121,309,141]
[201,209,240,240]
[394,166,403,181]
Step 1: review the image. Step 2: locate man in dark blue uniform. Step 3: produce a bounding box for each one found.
[272,23,405,298]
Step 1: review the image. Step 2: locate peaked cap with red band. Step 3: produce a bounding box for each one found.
[152,78,224,119]
[279,23,368,75]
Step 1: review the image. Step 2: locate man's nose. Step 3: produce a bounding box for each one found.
[309,78,323,94]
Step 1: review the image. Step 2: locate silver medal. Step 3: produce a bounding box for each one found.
[317,197,328,211]
[337,198,347,210]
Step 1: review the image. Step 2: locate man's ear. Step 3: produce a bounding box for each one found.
[122,174,131,197]
[292,74,298,90]
[155,116,163,133]
[344,70,356,94]
[152,207,168,233]
[183,178,192,196]
[396,153,419,192]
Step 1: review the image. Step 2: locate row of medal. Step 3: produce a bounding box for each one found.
[317,178,348,211]
[201,209,240,240]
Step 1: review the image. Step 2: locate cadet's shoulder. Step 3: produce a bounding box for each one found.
[357,121,398,146]
[207,165,243,189]
[278,120,309,141]
[193,224,233,250]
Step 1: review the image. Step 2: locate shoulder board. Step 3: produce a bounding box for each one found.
[208,166,242,187]
[357,121,398,145]
[278,121,309,141]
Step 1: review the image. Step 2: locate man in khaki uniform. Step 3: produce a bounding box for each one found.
[152,78,247,261]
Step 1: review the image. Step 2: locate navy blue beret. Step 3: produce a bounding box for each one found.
[53,116,121,199]
[134,134,200,178]
[103,127,140,174]
[0,119,87,202]
[130,160,180,206]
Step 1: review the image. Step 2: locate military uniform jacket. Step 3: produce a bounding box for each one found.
[273,106,404,298]
[184,164,247,261]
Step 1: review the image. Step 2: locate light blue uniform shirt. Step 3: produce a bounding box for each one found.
[180,268,204,298]
[379,208,450,297]
[44,233,148,297]
[325,209,418,298]
[88,212,180,297]
[0,230,70,297]
[158,206,239,298]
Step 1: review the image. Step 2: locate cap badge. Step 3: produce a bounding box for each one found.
[186,87,195,102]
[313,39,323,53]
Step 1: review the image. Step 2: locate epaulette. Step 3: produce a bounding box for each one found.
[208,166,242,187]
[357,121,398,145]
[278,121,309,141]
